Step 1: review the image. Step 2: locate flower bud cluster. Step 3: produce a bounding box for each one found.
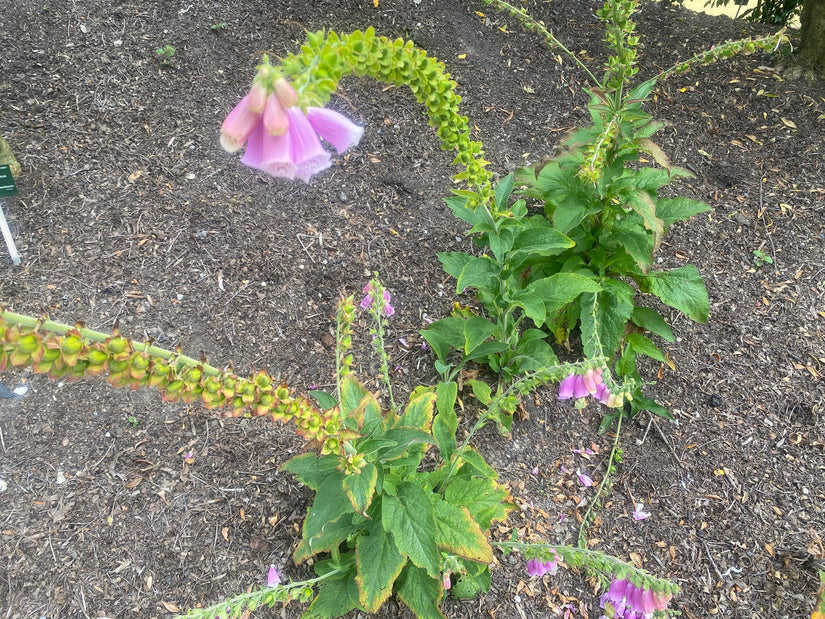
[279,28,493,206]
[662,32,789,80]
[335,295,357,379]
[0,312,344,456]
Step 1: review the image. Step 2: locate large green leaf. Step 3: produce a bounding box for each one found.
[400,389,436,431]
[656,197,712,226]
[643,265,709,323]
[433,381,458,462]
[431,497,493,563]
[355,521,407,613]
[513,291,546,326]
[281,453,343,491]
[626,332,666,363]
[295,476,357,562]
[340,374,370,418]
[445,476,512,531]
[510,226,575,255]
[456,256,501,293]
[437,252,474,280]
[609,221,654,274]
[631,306,674,342]
[294,514,359,564]
[343,462,378,515]
[378,428,434,462]
[396,563,446,619]
[450,562,491,599]
[624,189,665,251]
[302,563,359,619]
[494,172,515,209]
[382,482,440,578]
[525,272,602,315]
[579,280,635,359]
[463,315,496,355]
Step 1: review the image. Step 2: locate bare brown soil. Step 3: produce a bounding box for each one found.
[1,1,824,618]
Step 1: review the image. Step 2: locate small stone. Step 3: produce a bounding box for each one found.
[0,479,8,493]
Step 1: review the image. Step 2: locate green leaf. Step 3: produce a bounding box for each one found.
[294,476,359,562]
[631,306,674,342]
[466,379,492,405]
[456,256,501,293]
[624,189,665,251]
[444,194,484,226]
[431,498,493,563]
[378,428,435,462]
[450,563,491,599]
[632,395,674,420]
[626,333,666,362]
[382,482,441,578]
[463,340,508,363]
[625,77,657,103]
[513,292,546,326]
[510,226,575,255]
[355,520,407,613]
[525,272,602,315]
[340,374,370,418]
[656,197,712,226]
[309,389,337,410]
[343,463,379,515]
[433,382,458,462]
[302,563,359,619]
[505,337,558,375]
[437,251,474,280]
[281,453,343,491]
[420,328,451,362]
[495,172,515,209]
[445,476,512,531]
[643,265,709,323]
[396,563,446,619]
[400,389,436,431]
[579,280,635,359]
[463,316,496,355]
[636,138,671,172]
[489,227,515,263]
[609,222,654,274]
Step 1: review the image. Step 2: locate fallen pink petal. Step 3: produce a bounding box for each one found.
[266,565,281,587]
[632,503,651,521]
[577,472,594,487]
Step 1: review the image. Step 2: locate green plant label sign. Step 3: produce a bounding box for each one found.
[0,165,17,197]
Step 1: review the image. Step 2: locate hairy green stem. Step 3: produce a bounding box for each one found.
[578,413,623,548]
[480,0,600,85]
[493,540,678,595]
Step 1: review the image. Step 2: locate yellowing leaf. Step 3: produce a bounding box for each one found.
[457,53,467,60]
[373,0,378,6]
[161,601,181,613]
[780,117,797,129]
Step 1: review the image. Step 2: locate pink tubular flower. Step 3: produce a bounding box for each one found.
[221,77,362,182]
[306,107,365,154]
[526,549,560,578]
[266,565,281,587]
[599,577,672,619]
[361,283,394,317]
[558,374,577,400]
[220,94,260,153]
[286,107,332,181]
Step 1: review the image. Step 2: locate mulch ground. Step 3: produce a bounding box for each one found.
[1,1,824,618]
